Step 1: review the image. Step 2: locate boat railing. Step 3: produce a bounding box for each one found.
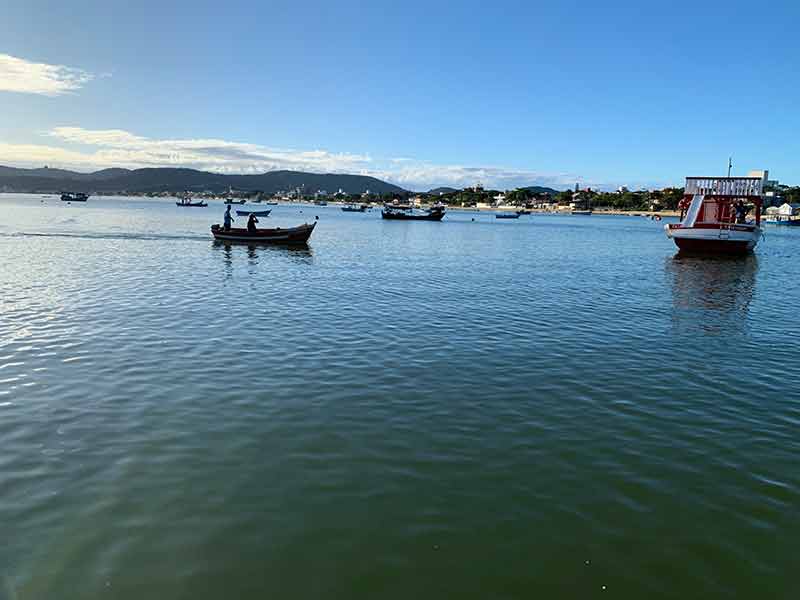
[685,177,763,197]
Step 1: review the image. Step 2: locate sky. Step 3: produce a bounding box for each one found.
[0,0,798,191]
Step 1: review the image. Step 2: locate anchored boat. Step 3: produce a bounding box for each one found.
[665,176,763,255]
[341,203,368,212]
[211,222,316,244]
[381,204,446,221]
[176,193,207,207]
[61,192,89,202]
[236,209,271,217]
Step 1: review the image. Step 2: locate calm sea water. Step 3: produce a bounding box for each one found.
[1,194,798,599]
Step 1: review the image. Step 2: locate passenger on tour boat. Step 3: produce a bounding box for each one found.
[247,213,259,234]
[734,201,747,224]
[223,205,234,231]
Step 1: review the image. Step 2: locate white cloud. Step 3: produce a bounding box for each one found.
[0,126,615,190]
[0,54,94,96]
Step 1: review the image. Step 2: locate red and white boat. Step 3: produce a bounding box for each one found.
[665,176,763,255]
[211,222,316,244]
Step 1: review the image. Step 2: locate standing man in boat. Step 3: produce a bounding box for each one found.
[223,205,234,231]
[247,213,259,234]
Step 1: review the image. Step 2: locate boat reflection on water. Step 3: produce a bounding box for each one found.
[666,253,757,336]
[212,239,313,268]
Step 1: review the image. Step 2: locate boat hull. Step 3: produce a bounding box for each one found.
[665,224,760,255]
[764,217,800,226]
[341,207,366,212]
[495,213,520,219]
[176,202,207,207]
[61,193,89,202]
[236,209,271,216]
[211,222,315,244]
[381,210,445,221]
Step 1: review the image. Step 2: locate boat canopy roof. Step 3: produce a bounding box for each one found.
[685,177,763,198]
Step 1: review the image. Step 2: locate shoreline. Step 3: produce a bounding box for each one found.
[2,192,681,217]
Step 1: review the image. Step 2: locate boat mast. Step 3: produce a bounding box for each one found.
[727,157,733,177]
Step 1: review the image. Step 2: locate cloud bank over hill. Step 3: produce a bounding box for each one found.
[0,126,632,191]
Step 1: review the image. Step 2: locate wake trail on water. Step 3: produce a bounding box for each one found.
[2,231,210,242]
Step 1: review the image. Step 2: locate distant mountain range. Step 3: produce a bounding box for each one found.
[520,185,559,194]
[0,166,406,195]
[427,185,560,195]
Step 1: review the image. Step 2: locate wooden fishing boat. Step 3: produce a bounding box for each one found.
[211,222,316,244]
[665,176,763,255]
[223,198,246,205]
[495,212,520,219]
[61,192,89,202]
[236,209,271,217]
[381,205,445,221]
[176,200,208,207]
[341,204,366,212]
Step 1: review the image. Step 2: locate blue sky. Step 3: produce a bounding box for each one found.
[1,0,797,190]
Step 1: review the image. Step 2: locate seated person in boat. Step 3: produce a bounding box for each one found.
[247,213,259,234]
[224,205,234,231]
[734,200,747,224]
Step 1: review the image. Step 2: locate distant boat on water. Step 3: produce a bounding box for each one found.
[176,192,207,207]
[341,203,368,212]
[495,212,520,219]
[223,186,246,204]
[763,215,800,226]
[61,192,89,202]
[382,204,445,221]
[236,209,271,217]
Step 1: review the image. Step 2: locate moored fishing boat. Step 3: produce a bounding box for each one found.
[381,204,445,221]
[176,191,207,207]
[665,176,763,255]
[763,215,800,226]
[341,203,367,212]
[61,192,89,202]
[495,212,520,219]
[236,209,271,217]
[211,222,316,244]
[223,186,246,204]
